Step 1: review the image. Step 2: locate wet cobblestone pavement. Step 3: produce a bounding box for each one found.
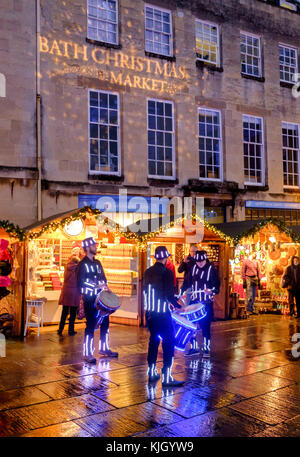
[0,315,299,437]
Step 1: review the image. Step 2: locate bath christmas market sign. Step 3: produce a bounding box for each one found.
[39,36,189,95]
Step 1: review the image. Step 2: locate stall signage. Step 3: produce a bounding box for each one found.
[78,194,168,214]
[246,200,300,210]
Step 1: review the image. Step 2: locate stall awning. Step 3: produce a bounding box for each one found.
[23,209,79,232]
[22,206,110,239]
[215,219,300,245]
[123,214,233,245]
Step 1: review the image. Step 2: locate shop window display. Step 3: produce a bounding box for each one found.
[230,226,298,314]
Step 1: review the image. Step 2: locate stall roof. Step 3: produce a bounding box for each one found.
[23,209,79,232]
[215,219,300,245]
[124,215,233,243]
[214,220,263,239]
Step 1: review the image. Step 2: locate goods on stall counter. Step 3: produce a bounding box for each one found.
[288,246,297,257]
[0,239,12,301]
[175,244,184,265]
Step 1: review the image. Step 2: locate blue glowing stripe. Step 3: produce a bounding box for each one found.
[182,331,191,345]
[175,327,181,338]
[172,314,197,330]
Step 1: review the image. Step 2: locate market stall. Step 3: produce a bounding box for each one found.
[216,219,300,315]
[125,215,233,320]
[0,221,25,336]
[24,207,141,327]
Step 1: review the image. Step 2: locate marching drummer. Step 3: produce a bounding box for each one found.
[143,246,185,387]
[183,250,220,358]
[77,237,118,363]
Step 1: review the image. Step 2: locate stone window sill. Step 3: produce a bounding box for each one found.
[86,38,122,50]
[196,60,224,72]
[241,73,265,83]
[88,174,124,182]
[145,51,176,62]
[147,178,178,187]
[280,80,294,89]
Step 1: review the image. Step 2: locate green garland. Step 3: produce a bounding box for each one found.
[0,220,26,241]
[6,210,299,249]
[232,218,300,245]
[118,213,234,250]
[27,206,103,240]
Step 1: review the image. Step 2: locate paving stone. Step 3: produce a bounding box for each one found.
[36,375,118,400]
[229,392,300,425]
[0,368,69,391]
[262,363,300,382]
[0,394,114,436]
[107,402,183,429]
[153,386,245,418]
[214,371,295,398]
[74,409,148,437]
[133,407,267,437]
[18,421,93,437]
[0,386,51,411]
[253,415,300,437]
[57,360,127,378]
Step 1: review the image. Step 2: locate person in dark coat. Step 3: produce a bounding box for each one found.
[178,245,197,302]
[282,256,300,317]
[57,255,81,336]
[182,250,220,357]
[143,246,185,386]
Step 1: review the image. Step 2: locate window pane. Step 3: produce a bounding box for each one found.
[89,90,120,174]
[198,109,222,180]
[147,99,174,178]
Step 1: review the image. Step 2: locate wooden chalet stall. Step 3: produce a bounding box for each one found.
[216,219,300,316]
[0,221,25,336]
[124,215,233,322]
[23,207,141,328]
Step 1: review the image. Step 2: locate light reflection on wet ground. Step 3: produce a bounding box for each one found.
[0,315,299,437]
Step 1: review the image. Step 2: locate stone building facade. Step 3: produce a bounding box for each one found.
[1,0,300,227]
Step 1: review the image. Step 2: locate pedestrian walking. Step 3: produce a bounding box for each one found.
[242,252,261,315]
[57,255,81,336]
[143,246,185,387]
[282,255,300,318]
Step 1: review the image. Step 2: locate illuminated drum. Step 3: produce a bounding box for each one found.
[180,302,207,323]
[94,290,120,329]
[172,314,197,352]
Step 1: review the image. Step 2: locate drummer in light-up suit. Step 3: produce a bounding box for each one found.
[77,237,118,363]
[183,250,220,358]
[143,246,185,387]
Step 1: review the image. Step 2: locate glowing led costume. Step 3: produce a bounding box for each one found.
[183,250,220,358]
[77,237,118,363]
[143,246,184,386]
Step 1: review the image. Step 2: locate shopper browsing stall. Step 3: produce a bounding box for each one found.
[282,256,300,318]
[77,237,118,363]
[57,255,81,336]
[242,253,261,315]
